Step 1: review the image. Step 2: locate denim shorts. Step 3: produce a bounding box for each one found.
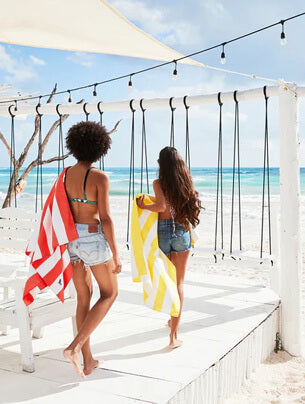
[67,223,112,266]
[158,219,191,255]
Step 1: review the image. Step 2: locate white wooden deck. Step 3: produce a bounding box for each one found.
[0,267,280,404]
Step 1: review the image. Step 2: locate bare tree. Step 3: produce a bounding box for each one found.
[0,84,75,208]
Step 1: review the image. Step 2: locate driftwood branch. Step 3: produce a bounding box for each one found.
[19,153,70,183]
[0,129,16,165]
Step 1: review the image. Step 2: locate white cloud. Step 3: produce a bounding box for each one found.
[110,0,202,48]
[0,45,36,82]
[67,52,95,67]
[29,55,46,66]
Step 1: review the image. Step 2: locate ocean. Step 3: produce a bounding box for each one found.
[0,166,304,209]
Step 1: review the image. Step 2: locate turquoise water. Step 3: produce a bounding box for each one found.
[0,166,304,205]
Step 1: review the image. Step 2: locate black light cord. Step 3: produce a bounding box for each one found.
[126,99,136,249]
[230,91,242,255]
[260,86,272,260]
[8,105,17,207]
[169,97,175,147]
[1,12,304,106]
[140,99,149,194]
[183,96,191,171]
[35,102,43,212]
[214,92,224,261]
[56,104,65,176]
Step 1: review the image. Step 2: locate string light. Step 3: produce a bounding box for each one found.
[0,12,303,106]
[128,75,133,92]
[172,60,178,80]
[221,43,226,65]
[280,20,287,46]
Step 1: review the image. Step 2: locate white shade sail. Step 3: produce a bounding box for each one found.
[0,0,201,66]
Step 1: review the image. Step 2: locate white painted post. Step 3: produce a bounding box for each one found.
[279,82,304,356]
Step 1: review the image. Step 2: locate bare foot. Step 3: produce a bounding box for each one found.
[63,346,85,378]
[83,359,101,376]
[169,338,183,349]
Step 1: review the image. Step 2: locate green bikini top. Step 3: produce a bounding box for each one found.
[65,167,97,205]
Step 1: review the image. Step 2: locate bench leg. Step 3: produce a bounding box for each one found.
[15,288,34,372]
[32,327,44,339]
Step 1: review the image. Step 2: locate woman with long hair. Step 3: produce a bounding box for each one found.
[63,121,121,377]
[137,146,202,348]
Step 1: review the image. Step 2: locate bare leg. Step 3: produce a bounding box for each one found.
[70,261,99,375]
[63,258,118,377]
[168,250,190,348]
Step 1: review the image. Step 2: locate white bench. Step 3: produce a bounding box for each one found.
[0,207,77,372]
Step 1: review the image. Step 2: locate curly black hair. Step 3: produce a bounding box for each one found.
[66,121,111,163]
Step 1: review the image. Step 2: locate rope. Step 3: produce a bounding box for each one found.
[97,101,105,170]
[126,99,136,249]
[230,91,242,255]
[139,99,149,193]
[8,105,17,207]
[260,86,272,261]
[56,104,65,176]
[183,96,191,171]
[169,97,176,147]
[35,101,43,212]
[214,93,224,261]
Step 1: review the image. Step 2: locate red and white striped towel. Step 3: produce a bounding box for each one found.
[23,167,78,305]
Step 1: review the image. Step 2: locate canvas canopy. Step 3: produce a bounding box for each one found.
[0,0,200,66]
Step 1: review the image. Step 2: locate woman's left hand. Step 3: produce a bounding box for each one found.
[136,195,146,209]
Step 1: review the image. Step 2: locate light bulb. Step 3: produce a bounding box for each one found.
[172,68,178,80]
[220,51,226,65]
[281,32,287,46]
[93,84,98,100]
[128,76,133,92]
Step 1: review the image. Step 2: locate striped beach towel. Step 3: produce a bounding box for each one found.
[131,194,181,317]
[23,167,78,305]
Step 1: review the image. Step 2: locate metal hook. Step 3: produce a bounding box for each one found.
[263,85,268,100]
[218,92,223,106]
[169,97,176,111]
[8,104,15,118]
[56,104,62,118]
[139,99,146,112]
[36,99,43,117]
[233,90,238,103]
[183,95,189,110]
[97,101,103,115]
[83,102,89,118]
[129,99,136,113]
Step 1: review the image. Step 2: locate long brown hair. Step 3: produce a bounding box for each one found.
[158,147,202,229]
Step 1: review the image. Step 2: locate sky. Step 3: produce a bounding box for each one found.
[0,0,305,168]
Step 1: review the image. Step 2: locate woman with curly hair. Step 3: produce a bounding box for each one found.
[137,146,202,348]
[63,121,121,378]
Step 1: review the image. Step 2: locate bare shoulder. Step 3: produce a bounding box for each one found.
[153,179,160,188]
[91,168,109,185]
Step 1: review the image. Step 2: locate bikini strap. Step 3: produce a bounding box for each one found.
[83,167,93,200]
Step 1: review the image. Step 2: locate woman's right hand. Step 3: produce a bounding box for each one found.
[112,255,122,274]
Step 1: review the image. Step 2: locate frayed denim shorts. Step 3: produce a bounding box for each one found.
[67,223,112,266]
[157,219,191,256]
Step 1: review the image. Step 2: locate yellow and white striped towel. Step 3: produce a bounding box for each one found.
[131,194,180,317]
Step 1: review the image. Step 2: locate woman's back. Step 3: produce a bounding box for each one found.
[65,164,101,224]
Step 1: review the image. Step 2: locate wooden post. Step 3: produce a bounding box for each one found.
[279,82,304,356]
